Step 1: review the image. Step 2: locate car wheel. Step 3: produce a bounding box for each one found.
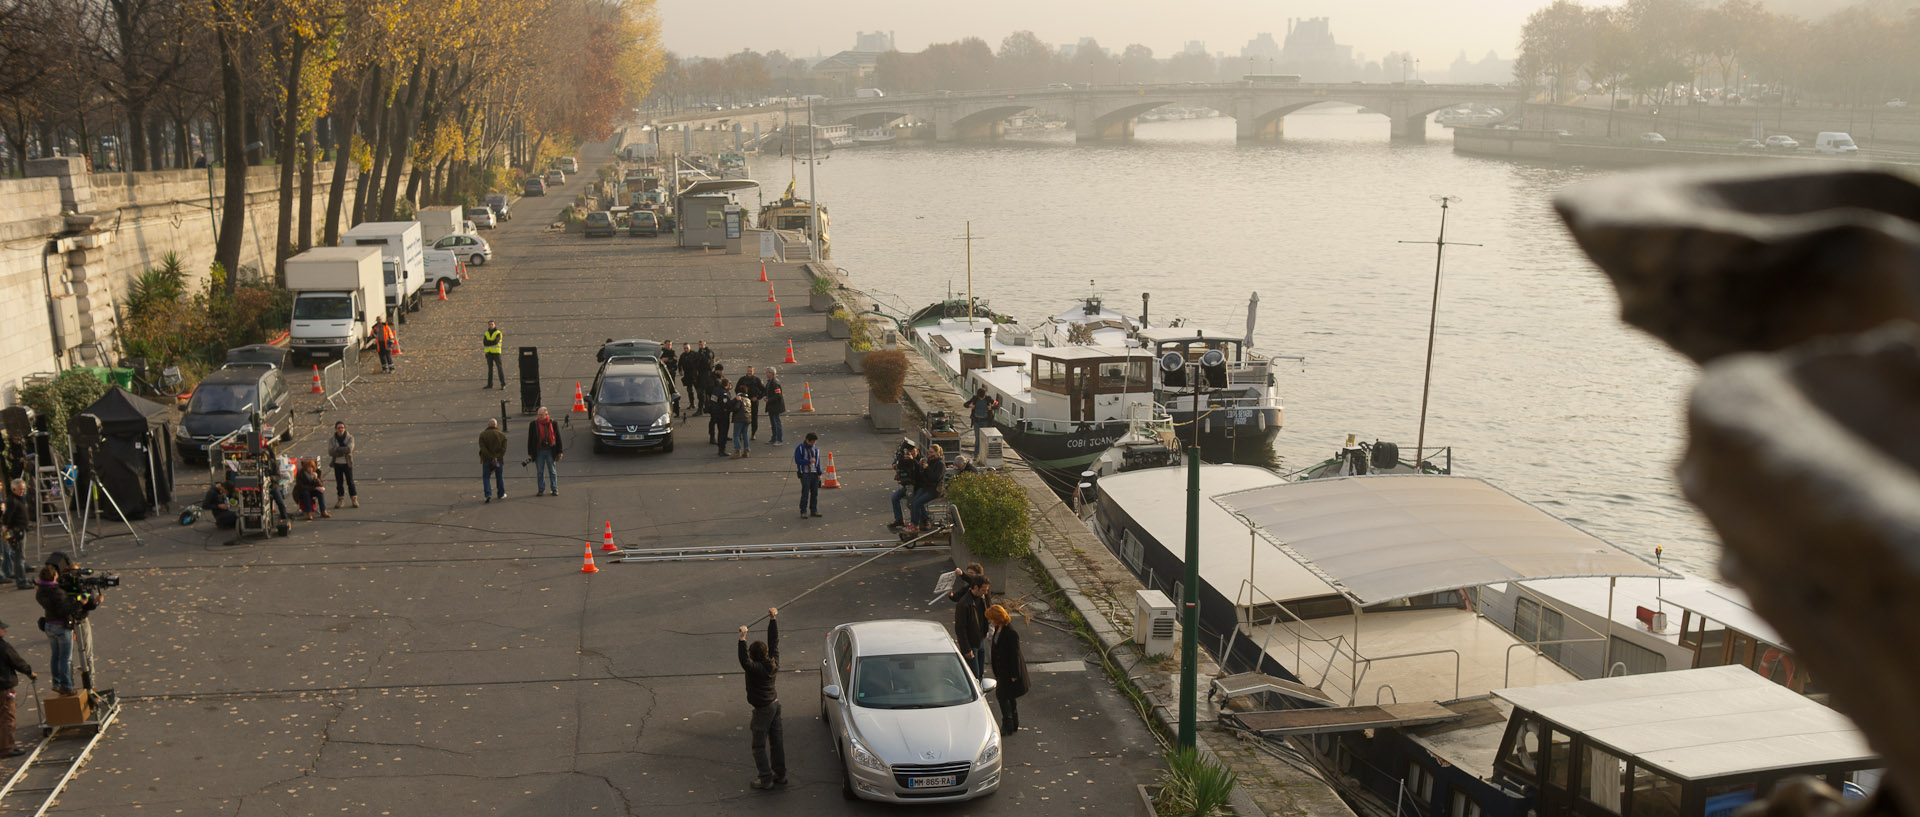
[470,254,486,266]
[661,434,674,454]
[838,741,858,801]
[281,416,294,442]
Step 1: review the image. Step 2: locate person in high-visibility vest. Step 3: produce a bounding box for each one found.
[373,316,397,373]
[482,321,505,389]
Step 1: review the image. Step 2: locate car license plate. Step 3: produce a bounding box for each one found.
[620,433,643,441]
[907,776,957,788]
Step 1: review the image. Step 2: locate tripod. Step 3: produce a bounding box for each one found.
[75,473,142,553]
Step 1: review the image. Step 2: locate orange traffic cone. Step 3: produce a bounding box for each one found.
[799,382,815,412]
[391,335,403,355]
[600,521,618,553]
[759,262,768,282]
[438,280,448,301]
[783,339,797,364]
[581,541,599,574]
[773,304,785,327]
[766,282,776,302]
[310,364,323,394]
[822,452,842,488]
[457,260,469,280]
[572,382,587,413]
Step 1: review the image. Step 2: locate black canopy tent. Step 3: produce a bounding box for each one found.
[79,388,176,518]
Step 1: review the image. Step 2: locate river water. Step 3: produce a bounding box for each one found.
[791,106,1718,574]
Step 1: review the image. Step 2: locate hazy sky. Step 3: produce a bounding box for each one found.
[659,0,1560,69]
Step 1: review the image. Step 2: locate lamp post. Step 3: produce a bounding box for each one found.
[1163,347,1224,751]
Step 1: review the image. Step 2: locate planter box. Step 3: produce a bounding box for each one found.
[810,292,837,313]
[1139,785,1158,817]
[827,315,851,339]
[869,395,903,431]
[846,343,869,373]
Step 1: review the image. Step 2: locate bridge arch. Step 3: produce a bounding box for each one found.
[1080,99,1179,142]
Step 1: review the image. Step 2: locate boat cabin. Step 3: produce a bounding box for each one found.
[1490,666,1876,817]
[1027,346,1155,423]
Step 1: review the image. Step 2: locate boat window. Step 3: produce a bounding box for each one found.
[1098,359,1153,391]
[1580,744,1626,813]
[1120,530,1144,570]
[1547,728,1574,789]
[1033,358,1069,394]
[1406,762,1435,806]
[1449,789,1483,817]
[1627,765,1682,817]
[1701,782,1757,817]
[1607,636,1668,676]
[1503,715,1544,779]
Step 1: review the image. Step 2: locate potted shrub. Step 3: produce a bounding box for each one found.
[863,350,909,431]
[845,317,875,373]
[826,304,852,339]
[1143,748,1239,817]
[809,276,837,312]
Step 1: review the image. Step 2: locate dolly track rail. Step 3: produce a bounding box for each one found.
[0,697,120,817]
[613,538,945,563]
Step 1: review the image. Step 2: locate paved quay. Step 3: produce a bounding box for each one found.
[0,139,1162,815]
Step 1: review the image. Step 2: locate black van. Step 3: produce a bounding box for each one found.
[176,365,294,462]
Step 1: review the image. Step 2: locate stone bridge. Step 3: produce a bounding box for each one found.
[814,82,1521,143]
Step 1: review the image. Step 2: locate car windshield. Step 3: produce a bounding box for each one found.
[293,295,353,320]
[187,383,258,415]
[635,213,657,224]
[597,375,665,405]
[467,208,490,217]
[587,214,610,225]
[853,652,977,710]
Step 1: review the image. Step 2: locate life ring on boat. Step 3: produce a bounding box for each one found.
[1758,648,1796,687]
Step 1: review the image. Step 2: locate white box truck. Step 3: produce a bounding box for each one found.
[342,221,425,321]
[285,246,383,361]
[416,205,464,246]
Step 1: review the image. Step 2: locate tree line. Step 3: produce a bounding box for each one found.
[1517,0,1920,109]
[0,0,663,283]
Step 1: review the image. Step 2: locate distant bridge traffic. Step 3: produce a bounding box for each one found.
[812,82,1522,143]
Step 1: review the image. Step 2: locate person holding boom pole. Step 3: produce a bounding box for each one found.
[739,607,787,790]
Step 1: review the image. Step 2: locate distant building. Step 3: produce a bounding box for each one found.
[854,30,895,53]
[1239,33,1282,63]
[1182,40,1208,56]
[812,51,883,95]
[1277,18,1358,81]
[1445,50,1514,84]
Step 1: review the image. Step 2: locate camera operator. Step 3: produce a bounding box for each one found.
[35,555,102,696]
[886,440,919,531]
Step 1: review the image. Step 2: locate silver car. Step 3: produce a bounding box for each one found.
[821,620,1002,802]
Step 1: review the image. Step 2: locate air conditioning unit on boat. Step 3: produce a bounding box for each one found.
[977,428,1006,469]
[1135,589,1177,656]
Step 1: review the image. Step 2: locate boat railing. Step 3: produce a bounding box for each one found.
[1235,578,1464,704]
[1504,638,1607,686]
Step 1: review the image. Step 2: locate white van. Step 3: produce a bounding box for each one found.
[1814,132,1859,154]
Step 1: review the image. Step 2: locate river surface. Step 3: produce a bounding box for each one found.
[777,107,1718,574]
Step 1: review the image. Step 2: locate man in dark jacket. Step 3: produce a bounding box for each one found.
[710,379,735,455]
[478,419,508,502]
[986,604,1029,733]
[794,433,823,518]
[729,386,753,458]
[659,341,680,411]
[954,578,990,680]
[737,607,785,789]
[2,479,31,589]
[762,367,786,445]
[735,366,766,440]
[887,441,919,531]
[679,344,705,415]
[203,482,238,528]
[526,407,563,496]
[0,619,36,756]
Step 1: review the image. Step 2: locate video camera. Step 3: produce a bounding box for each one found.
[64,568,121,591]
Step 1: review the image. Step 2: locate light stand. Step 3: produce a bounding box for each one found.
[1163,348,1224,751]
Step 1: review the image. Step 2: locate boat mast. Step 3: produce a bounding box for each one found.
[950,222,986,324]
[1400,195,1479,473]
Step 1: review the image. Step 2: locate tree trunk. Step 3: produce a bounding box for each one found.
[402,65,441,211]
[173,114,189,169]
[215,26,247,292]
[127,99,150,171]
[324,71,363,244]
[356,65,385,225]
[299,127,316,251]
[274,33,307,283]
[379,53,425,219]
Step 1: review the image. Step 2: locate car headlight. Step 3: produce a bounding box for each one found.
[592,415,612,430]
[848,734,888,773]
[977,732,1001,766]
[651,414,669,428]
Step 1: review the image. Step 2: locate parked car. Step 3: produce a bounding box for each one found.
[596,338,663,363]
[486,193,513,219]
[545,169,565,186]
[432,233,491,265]
[1813,131,1859,154]
[522,177,546,196]
[1736,138,1766,151]
[175,364,294,462]
[629,210,659,237]
[1637,132,1667,144]
[1888,99,1908,108]
[557,157,579,173]
[820,620,1002,802]
[583,211,616,238]
[587,356,673,452]
[1765,135,1800,151]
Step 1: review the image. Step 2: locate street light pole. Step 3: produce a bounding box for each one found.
[807,97,819,264]
[1178,360,1203,751]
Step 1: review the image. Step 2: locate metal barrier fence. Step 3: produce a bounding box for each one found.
[319,352,362,409]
